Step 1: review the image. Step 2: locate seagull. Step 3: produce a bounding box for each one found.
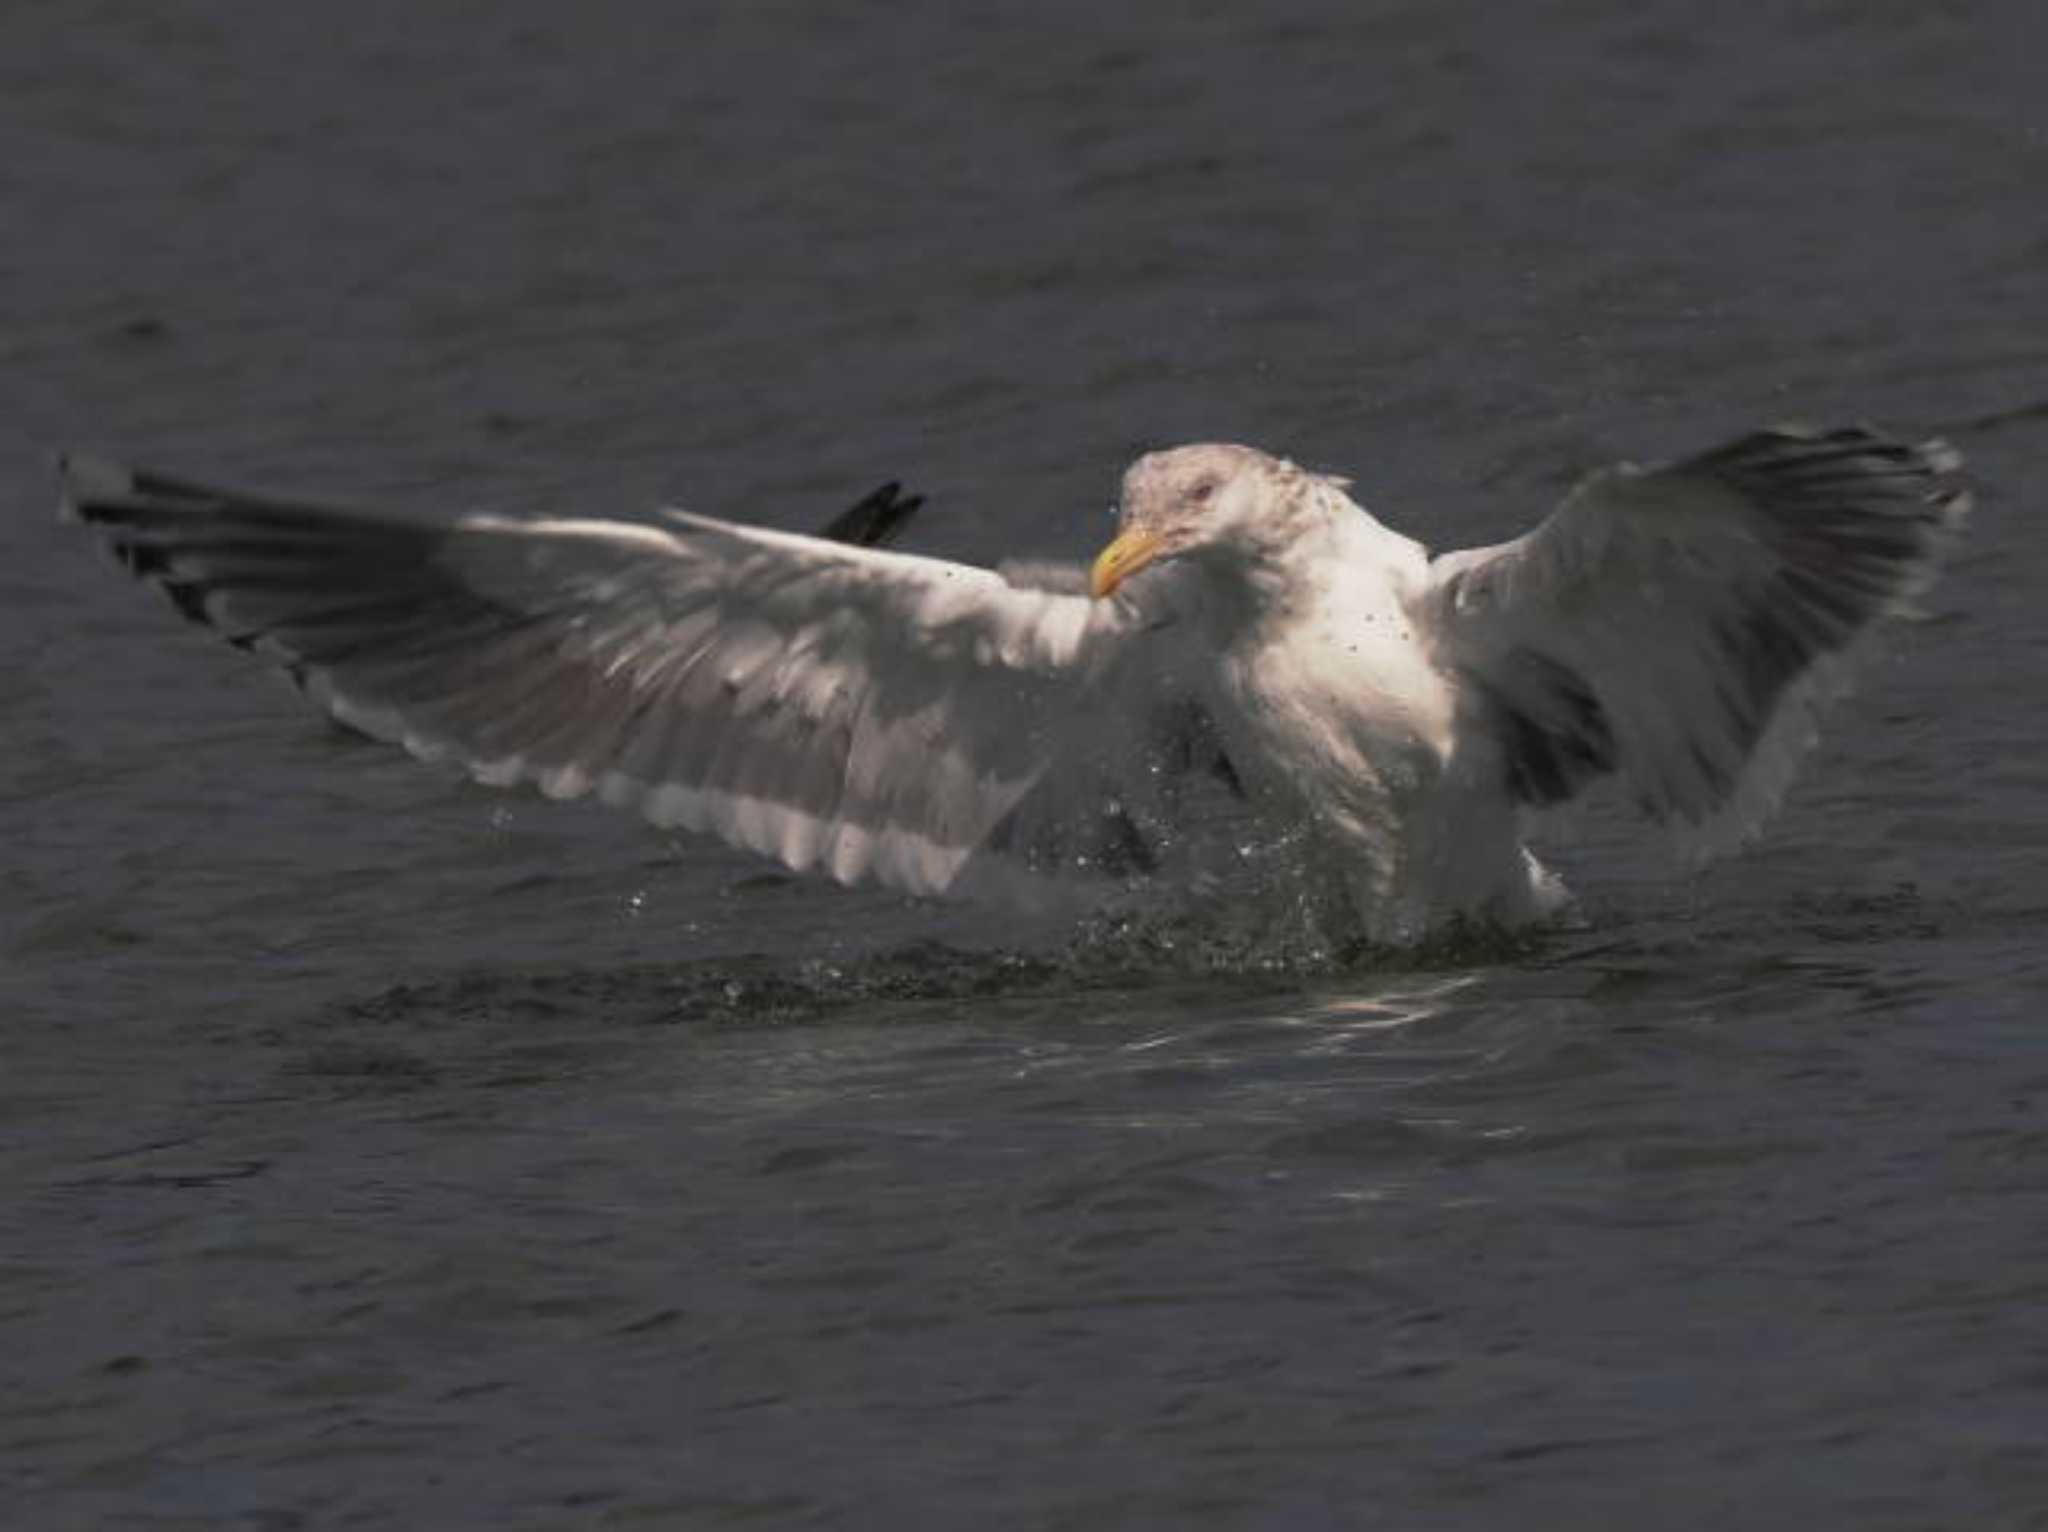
[62,426,1965,944]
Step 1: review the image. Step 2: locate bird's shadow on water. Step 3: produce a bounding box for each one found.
[259,905,1613,1108]
[204,884,1981,1317]
[261,877,1952,1128]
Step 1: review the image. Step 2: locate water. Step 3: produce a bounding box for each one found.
[5,2,2046,1526]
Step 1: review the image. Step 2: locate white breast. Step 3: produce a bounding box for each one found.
[1197,509,1544,937]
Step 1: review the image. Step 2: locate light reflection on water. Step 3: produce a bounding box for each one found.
[1295,975,1484,1033]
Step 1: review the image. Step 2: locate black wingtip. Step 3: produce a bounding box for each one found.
[819,480,926,548]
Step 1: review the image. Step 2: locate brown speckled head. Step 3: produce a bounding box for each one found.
[1091,444,1323,598]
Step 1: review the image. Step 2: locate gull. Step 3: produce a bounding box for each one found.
[62,426,1965,943]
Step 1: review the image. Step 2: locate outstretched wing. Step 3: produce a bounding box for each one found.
[1421,425,1967,847]
[62,457,1170,899]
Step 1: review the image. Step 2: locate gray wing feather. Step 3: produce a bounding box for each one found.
[63,456,1157,899]
[1423,425,1967,849]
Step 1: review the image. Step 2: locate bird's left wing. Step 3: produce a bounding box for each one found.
[1417,426,1966,851]
[62,457,1177,900]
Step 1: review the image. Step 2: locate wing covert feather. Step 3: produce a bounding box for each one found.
[1422,426,1966,848]
[63,458,1161,898]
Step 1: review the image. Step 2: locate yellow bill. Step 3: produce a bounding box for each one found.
[1089,527,1168,599]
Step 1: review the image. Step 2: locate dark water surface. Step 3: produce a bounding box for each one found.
[6,3,2047,1527]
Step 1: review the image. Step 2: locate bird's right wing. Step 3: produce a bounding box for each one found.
[1419,426,1967,851]
[63,457,1199,901]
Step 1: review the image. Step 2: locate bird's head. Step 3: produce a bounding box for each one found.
[1090,444,1327,599]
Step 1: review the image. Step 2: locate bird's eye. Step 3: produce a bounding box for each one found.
[1189,479,1219,504]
